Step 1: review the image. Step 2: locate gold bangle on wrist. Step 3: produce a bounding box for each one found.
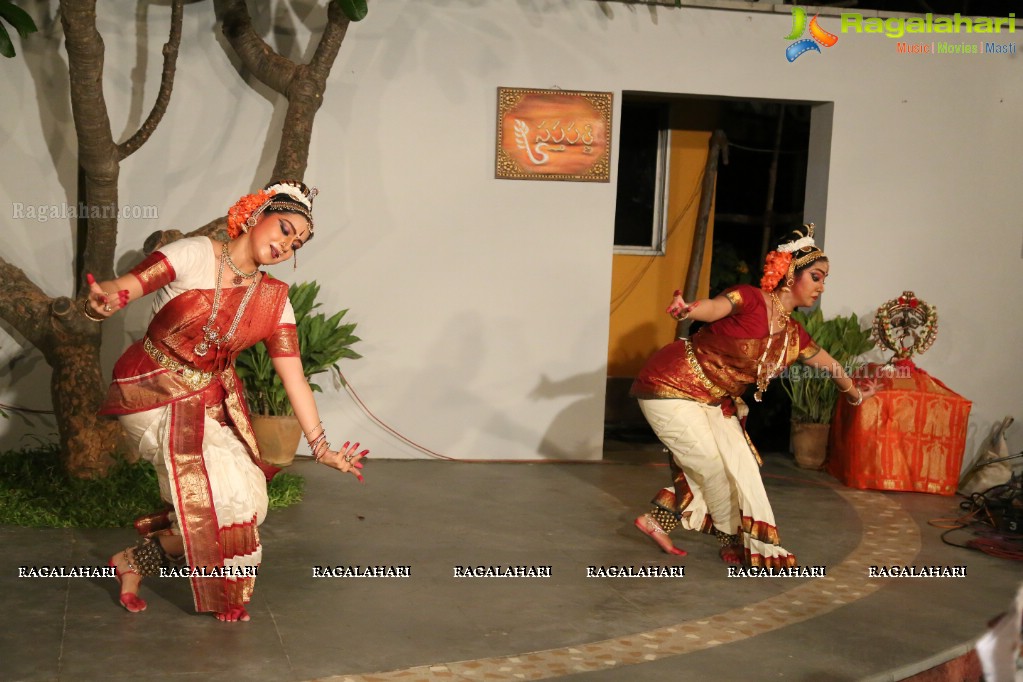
[847,388,864,406]
[304,421,324,441]
[82,299,105,322]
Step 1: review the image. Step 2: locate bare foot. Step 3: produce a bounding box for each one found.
[719,543,745,566]
[215,606,251,622]
[108,549,146,612]
[633,514,687,556]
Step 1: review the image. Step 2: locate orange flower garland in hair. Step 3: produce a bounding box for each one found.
[760,251,792,291]
[226,189,275,239]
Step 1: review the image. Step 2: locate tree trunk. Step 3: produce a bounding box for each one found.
[0,255,120,477]
[49,0,123,475]
[41,300,123,476]
[0,0,348,477]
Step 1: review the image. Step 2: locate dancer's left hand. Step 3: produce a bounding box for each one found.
[857,378,880,402]
[320,441,368,483]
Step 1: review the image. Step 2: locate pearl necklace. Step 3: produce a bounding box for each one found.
[753,292,791,402]
[194,244,259,357]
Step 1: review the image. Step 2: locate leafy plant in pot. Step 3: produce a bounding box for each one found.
[235,281,362,466]
[781,309,873,469]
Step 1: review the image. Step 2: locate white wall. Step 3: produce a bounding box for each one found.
[2,0,1021,465]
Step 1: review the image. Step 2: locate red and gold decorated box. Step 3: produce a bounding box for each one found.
[828,361,972,495]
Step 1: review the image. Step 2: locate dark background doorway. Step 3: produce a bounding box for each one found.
[607,96,815,454]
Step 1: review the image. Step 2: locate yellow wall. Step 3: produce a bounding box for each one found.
[607,128,716,377]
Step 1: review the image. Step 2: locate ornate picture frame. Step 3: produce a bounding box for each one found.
[495,87,613,182]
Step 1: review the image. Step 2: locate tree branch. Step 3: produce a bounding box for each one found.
[309,1,350,80]
[60,0,119,283]
[214,0,297,94]
[118,0,184,160]
[142,216,227,256]
[272,2,352,180]
[0,253,56,349]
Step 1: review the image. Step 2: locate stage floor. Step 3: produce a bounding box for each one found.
[1,452,1019,681]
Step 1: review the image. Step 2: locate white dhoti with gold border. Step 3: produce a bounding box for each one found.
[120,399,267,613]
[639,398,795,568]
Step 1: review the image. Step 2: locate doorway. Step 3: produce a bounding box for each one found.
[604,93,831,454]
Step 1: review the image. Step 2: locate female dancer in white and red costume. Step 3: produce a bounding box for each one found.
[84,181,366,622]
[631,224,877,567]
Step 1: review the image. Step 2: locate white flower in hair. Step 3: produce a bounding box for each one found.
[265,182,314,209]
[777,236,816,253]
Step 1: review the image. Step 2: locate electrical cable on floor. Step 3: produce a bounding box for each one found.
[337,371,640,465]
[930,481,1023,562]
[339,370,457,461]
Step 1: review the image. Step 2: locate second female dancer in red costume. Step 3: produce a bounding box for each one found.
[82,180,367,622]
[631,224,876,568]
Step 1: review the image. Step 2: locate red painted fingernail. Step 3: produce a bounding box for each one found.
[359,450,369,457]
[342,441,350,450]
[87,273,96,285]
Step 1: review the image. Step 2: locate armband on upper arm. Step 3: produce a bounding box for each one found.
[265,324,300,358]
[129,251,176,296]
[799,341,822,362]
[723,289,743,312]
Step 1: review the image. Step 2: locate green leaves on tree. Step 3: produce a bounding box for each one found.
[0,1,38,58]
[333,0,368,22]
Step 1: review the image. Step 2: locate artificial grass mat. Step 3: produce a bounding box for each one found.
[0,443,304,528]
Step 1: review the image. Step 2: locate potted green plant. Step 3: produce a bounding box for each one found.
[781,309,873,469]
[235,281,362,466]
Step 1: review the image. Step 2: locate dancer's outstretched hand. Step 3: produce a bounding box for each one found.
[84,273,130,320]
[666,289,698,321]
[319,440,368,483]
[857,378,881,402]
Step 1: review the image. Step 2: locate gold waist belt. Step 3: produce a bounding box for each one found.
[143,337,215,391]
[683,339,729,400]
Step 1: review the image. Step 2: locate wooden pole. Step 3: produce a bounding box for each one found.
[677,129,728,339]
[759,105,786,266]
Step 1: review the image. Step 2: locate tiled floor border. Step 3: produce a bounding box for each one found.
[317,488,919,681]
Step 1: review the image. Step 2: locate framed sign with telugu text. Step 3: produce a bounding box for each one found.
[495,87,612,182]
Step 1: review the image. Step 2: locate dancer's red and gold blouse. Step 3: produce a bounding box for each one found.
[631,284,821,415]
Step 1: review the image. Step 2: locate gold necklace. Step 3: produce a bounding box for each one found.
[194,244,259,357]
[224,244,258,286]
[753,293,792,401]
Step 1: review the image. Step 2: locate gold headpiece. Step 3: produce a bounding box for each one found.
[779,223,826,281]
[227,180,319,240]
[252,180,318,235]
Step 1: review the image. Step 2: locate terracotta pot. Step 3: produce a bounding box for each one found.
[791,422,831,470]
[250,415,303,467]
